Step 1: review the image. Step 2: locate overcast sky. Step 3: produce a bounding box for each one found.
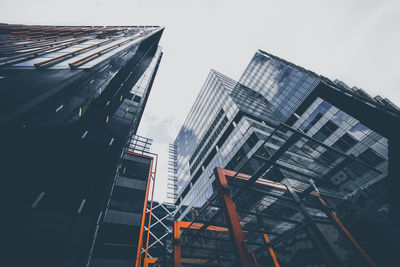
[2,0,399,203]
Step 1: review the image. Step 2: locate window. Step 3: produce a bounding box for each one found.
[343,162,368,177]
[349,122,370,140]
[332,133,357,152]
[319,150,340,165]
[303,113,323,133]
[299,101,332,133]
[226,133,259,171]
[358,148,385,167]
[313,120,339,142]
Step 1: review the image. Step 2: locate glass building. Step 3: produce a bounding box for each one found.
[172,50,399,227]
[0,24,163,266]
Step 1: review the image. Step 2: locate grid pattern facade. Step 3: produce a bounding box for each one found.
[173,50,393,223]
[1,24,164,267]
[239,51,319,122]
[174,70,238,199]
[292,97,388,196]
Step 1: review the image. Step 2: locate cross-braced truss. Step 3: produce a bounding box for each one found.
[142,202,175,260]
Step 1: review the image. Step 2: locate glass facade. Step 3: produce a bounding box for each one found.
[173,49,392,222]
[239,50,319,122]
[109,47,163,138]
[174,70,238,199]
[292,97,388,195]
[0,24,164,267]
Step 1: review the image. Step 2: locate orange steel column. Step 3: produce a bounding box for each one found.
[262,233,280,267]
[214,168,252,267]
[317,195,377,267]
[144,257,158,267]
[144,154,158,264]
[250,251,259,267]
[173,221,182,267]
[135,157,154,267]
[255,207,280,267]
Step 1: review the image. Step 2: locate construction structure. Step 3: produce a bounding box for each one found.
[142,201,175,266]
[172,123,380,266]
[170,50,400,266]
[1,23,399,267]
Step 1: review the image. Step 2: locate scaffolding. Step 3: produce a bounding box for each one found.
[142,202,175,264]
[171,167,376,266]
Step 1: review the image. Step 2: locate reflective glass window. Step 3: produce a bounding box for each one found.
[358,148,385,167]
[313,120,339,142]
[332,133,357,152]
[299,101,332,133]
[348,122,371,140]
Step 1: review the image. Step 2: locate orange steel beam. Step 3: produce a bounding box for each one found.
[214,167,253,267]
[177,221,228,232]
[135,155,154,267]
[317,195,377,267]
[126,151,154,159]
[173,220,229,267]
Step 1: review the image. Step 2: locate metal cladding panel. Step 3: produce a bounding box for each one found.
[90,152,154,265]
[103,210,142,226]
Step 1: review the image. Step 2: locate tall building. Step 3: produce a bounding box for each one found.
[171,50,400,266]
[0,24,163,266]
[173,50,399,219]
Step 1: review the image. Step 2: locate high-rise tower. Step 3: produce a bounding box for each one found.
[171,50,400,266]
[0,24,163,267]
[173,50,399,220]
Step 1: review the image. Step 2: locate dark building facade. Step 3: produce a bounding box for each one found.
[88,135,157,267]
[171,50,400,266]
[0,24,163,266]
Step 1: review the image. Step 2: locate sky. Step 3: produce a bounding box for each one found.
[2,0,399,203]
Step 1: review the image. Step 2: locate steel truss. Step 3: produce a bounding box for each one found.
[170,123,378,267]
[172,167,376,267]
[142,202,175,259]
